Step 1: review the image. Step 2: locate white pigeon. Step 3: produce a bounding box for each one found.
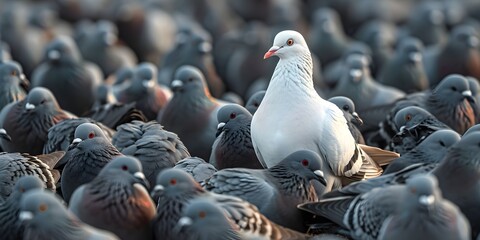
[251,30,398,191]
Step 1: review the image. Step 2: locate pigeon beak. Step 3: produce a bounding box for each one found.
[468,36,479,48]
[171,80,184,91]
[408,52,422,63]
[314,170,327,186]
[142,80,155,88]
[19,211,34,221]
[429,10,444,25]
[177,216,193,227]
[198,41,212,53]
[134,172,150,189]
[419,194,435,206]
[103,32,117,46]
[462,90,472,97]
[25,103,35,110]
[0,128,11,142]
[19,73,26,81]
[48,50,60,61]
[217,122,226,130]
[399,125,406,133]
[264,46,280,59]
[150,184,165,199]
[352,112,363,126]
[72,138,82,144]
[349,69,363,82]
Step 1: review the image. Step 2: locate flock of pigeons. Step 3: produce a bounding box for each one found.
[1,0,480,239]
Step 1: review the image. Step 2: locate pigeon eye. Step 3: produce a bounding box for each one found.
[121,165,128,171]
[10,71,16,76]
[301,159,309,166]
[286,38,294,46]
[230,113,237,119]
[19,187,25,193]
[405,114,412,121]
[439,141,445,147]
[188,78,194,82]
[170,178,177,185]
[40,100,46,104]
[199,211,206,219]
[451,86,457,91]
[410,188,416,193]
[254,103,259,107]
[342,105,349,111]
[38,203,48,212]
[88,132,95,139]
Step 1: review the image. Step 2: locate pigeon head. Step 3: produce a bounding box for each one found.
[432,74,475,103]
[313,8,343,36]
[464,124,480,136]
[99,156,149,188]
[13,175,45,194]
[340,41,372,63]
[216,104,252,133]
[410,2,444,27]
[171,65,209,95]
[0,60,26,84]
[175,198,239,238]
[342,54,370,83]
[130,62,157,93]
[24,87,60,113]
[114,67,134,86]
[445,131,480,168]
[245,90,265,114]
[264,30,309,60]
[44,36,82,64]
[273,150,326,185]
[153,168,203,200]
[449,25,479,50]
[96,20,118,47]
[19,189,68,227]
[72,123,108,144]
[393,106,435,131]
[397,37,424,64]
[328,96,363,125]
[405,174,441,212]
[417,130,461,153]
[467,77,479,99]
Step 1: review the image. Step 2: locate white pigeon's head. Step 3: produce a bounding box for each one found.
[264,30,310,60]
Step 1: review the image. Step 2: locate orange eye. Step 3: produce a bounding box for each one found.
[199,211,206,219]
[39,203,48,212]
[11,71,16,76]
[405,114,412,121]
[122,165,128,171]
[170,179,177,185]
[301,159,309,166]
[286,39,294,46]
[88,132,95,139]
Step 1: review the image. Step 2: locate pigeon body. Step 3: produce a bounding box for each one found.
[210,104,263,169]
[158,65,225,160]
[204,150,325,232]
[69,156,155,240]
[60,123,122,202]
[251,30,397,191]
[21,189,120,240]
[112,120,190,186]
[0,87,75,155]
[174,157,217,184]
[31,35,102,116]
[378,175,470,240]
[0,60,28,111]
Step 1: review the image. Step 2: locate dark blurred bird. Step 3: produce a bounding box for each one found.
[210,104,263,169]
[377,37,429,93]
[77,20,137,76]
[0,87,75,155]
[59,123,122,203]
[31,35,103,116]
[245,90,265,115]
[83,101,148,129]
[401,1,448,46]
[173,157,217,184]
[112,120,190,186]
[114,62,171,120]
[0,59,29,111]
[158,65,226,160]
[69,156,155,240]
[328,96,365,144]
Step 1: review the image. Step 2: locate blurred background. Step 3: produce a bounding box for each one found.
[0,0,479,104]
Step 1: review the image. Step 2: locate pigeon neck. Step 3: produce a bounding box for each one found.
[268,166,317,200]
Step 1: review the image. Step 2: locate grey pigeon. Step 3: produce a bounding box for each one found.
[210,104,263,169]
[31,35,103,116]
[43,118,115,154]
[245,90,265,115]
[112,120,190,186]
[252,30,399,192]
[60,123,122,203]
[377,37,429,93]
[0,151,64,201]
[388,106,451,154]
[204,150,326,232]
[401,1,448,46]
[464,124,480,136]
[158,65,226,160]
[20,189,119,240]
[299,183,406,240]
[0,87,76,155]
[173,157,217,184]
[329,54,405,112]
[328,96,365,144]
[115,62,171,120]
[384,129,460,174]
[0,59,28,111]
[0,176,44,240]
[152,168,310,240]
[77,20,137,76]
[175,198,242,240]
[378,174,470,240]
[69,156,156,240]
[83,101,148,129]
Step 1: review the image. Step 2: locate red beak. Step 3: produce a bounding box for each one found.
[263,46,280,59]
